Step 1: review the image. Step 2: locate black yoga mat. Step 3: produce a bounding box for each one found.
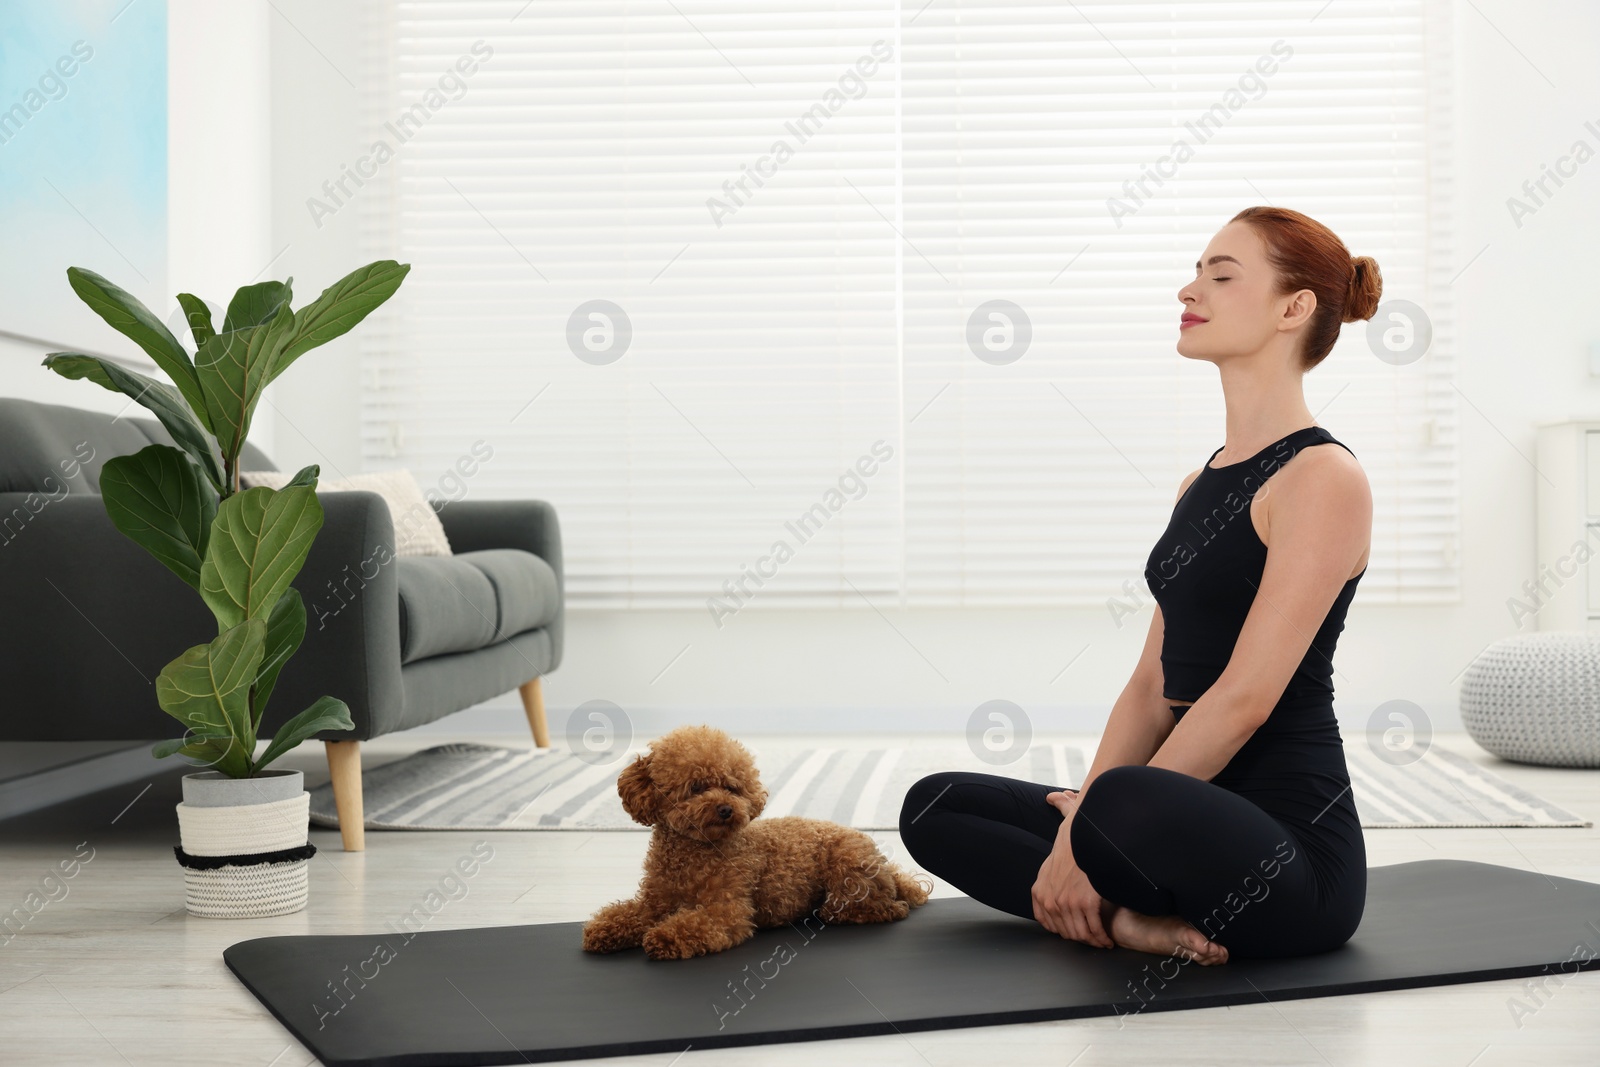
[226,859,1600,1067]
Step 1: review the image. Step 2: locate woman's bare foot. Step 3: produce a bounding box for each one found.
[1107,904,1229,965]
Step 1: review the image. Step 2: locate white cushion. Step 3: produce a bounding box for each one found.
[239,468,452,557]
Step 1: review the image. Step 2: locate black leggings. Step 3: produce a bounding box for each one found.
[898,764,1365,959]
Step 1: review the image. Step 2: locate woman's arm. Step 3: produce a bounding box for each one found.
[1143,686,1266,783]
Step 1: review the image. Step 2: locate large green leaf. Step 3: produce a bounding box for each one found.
[154,620,267,776]
[65,267,211,430]
[194,308,297,465]
[223,278,292,333]
[271,260,410,382]
[255,696,354,773]
[174,293,216,351]
[42,354,225,491]
[252,587,306,729]
[99,445,216,589]
[199,485,324,629]
[152,733,251,778]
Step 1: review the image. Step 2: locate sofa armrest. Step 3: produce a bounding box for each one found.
[273,490,405,742]
[434,499,564,670]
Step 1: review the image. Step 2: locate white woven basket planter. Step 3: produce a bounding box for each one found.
[176,770,314,919]
[182,859,309,919]
[1460,631,1600,768]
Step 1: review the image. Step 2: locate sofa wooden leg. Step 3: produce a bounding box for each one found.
[325,740,365,852]
[519,676,551,748]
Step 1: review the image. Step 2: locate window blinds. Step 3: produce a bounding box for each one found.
[359,0,1456,611]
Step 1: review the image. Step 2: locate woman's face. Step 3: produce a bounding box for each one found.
[1176,221,1310,364]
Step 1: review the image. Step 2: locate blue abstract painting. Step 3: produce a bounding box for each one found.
[0,0,167,354]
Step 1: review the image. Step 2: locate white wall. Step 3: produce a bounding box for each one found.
[11,2,1599,742]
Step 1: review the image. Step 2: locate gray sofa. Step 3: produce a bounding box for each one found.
[0,398,563,849]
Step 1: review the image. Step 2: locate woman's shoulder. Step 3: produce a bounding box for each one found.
[1299,435,1367,488]
[1259,437,1371,545]
[1271,432,1368,495]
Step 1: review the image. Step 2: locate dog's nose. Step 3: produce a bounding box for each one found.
[716,804,733,820]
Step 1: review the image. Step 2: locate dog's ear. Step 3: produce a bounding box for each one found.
[747,779,768,820]
[617,754,661,826]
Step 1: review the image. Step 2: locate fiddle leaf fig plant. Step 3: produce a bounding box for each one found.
[43,261,411,777]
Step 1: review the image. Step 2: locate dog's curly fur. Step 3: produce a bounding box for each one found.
[582,725,932,960]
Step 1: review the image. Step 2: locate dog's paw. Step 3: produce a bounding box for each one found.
[642,927,704,960]
[582,923,639,953]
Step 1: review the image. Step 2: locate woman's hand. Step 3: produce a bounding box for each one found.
[1031,791,1115,948]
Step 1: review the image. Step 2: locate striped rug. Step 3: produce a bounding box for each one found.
[306,739,1590,832]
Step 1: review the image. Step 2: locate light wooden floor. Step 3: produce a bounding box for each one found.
[1,731,1597,1067]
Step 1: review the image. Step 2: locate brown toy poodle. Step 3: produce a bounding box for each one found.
[581,724,931,960]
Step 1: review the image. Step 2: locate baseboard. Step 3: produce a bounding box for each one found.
[396,702,1464,739]
[398,703,1121,738]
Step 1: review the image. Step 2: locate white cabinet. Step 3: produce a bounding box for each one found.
[1535,422,1600,631]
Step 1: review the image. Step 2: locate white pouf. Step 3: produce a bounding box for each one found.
[1460,631,1600,768]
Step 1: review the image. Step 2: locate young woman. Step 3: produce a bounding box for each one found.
[899,206,1379,963]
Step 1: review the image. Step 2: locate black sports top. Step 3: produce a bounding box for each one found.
[1143,424,1365,706]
